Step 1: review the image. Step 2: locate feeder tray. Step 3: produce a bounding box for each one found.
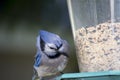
[56,71,120,80]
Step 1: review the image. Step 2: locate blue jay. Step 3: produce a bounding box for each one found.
[32,30,69,80]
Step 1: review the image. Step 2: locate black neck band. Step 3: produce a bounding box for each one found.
[45,52,61,59]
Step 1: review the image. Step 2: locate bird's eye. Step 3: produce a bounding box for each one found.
[49,47,55,49]
[48,44,57,50]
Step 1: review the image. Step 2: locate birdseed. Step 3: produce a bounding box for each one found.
[75,22,120,72]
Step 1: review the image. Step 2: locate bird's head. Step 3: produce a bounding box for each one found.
[38,30,69,58]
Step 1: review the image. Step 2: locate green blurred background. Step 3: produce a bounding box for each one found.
[0,0,79,80]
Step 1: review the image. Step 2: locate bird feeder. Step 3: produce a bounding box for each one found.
[68,0,120,72]
[57,0,120,80]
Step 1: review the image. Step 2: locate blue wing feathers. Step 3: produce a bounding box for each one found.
[34,52,42,67]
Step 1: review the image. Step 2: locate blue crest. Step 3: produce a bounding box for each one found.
[39,30,63,48]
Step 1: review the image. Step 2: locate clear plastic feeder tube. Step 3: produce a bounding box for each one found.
[67,0,120,72]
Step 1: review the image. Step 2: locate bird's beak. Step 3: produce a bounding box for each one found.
[57,51,69,58]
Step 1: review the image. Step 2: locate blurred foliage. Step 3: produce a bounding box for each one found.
[0,0,75,54]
